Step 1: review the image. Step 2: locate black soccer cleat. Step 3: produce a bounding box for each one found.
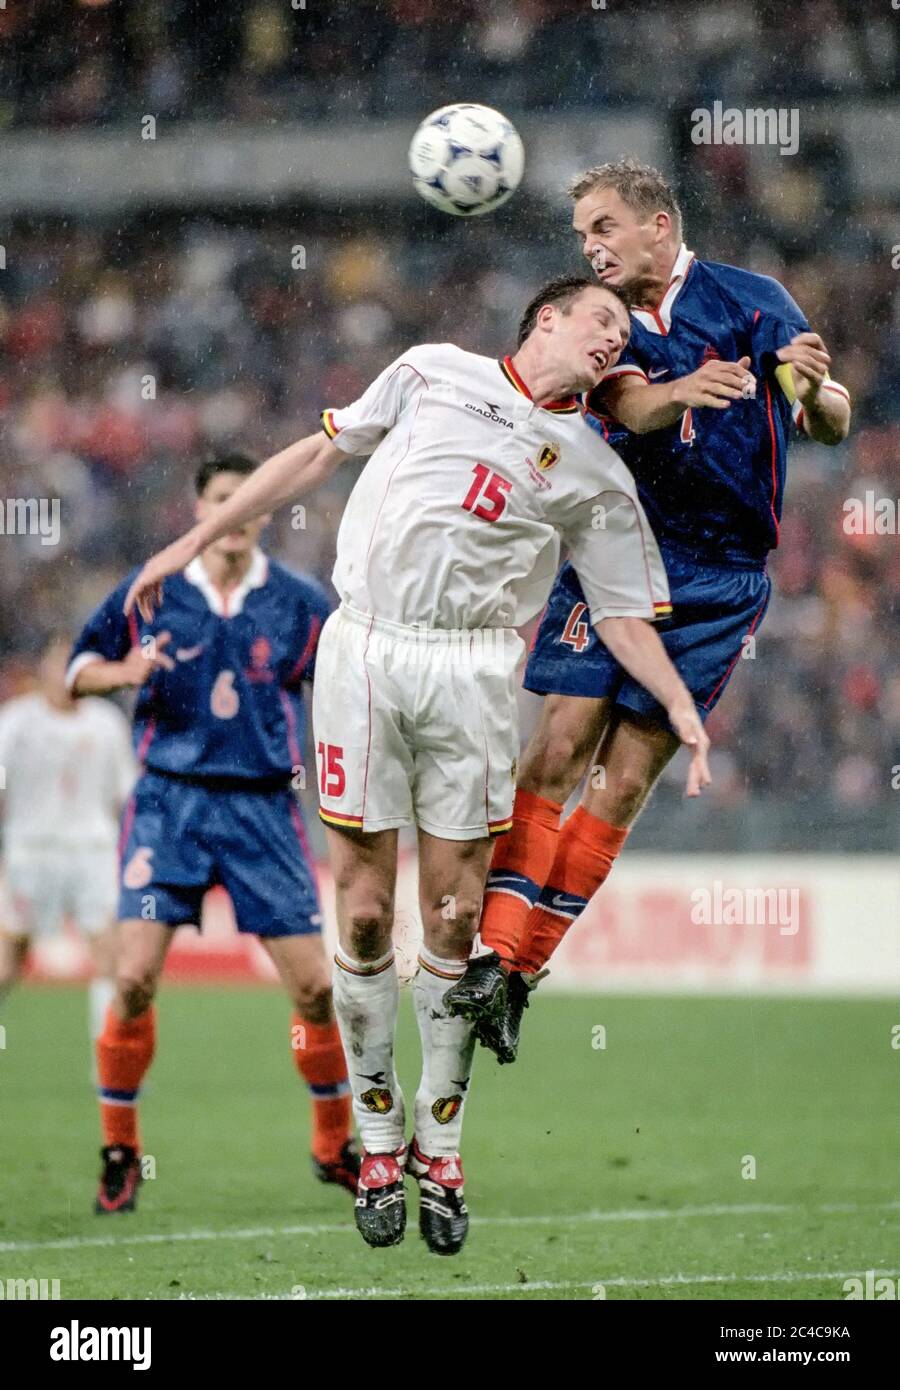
[312,1138,361,1197]
[475,968,547,1065]
[95,1145,142,1214]
[354,1146,407,1248]
[442,951,508,1026]
[408,1137,469,1256]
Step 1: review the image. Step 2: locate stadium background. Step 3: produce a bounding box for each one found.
[0,0,898,1303]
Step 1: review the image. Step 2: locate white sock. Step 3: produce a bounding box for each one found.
[332,946,405,1154]
[89,977,115,1042]
[412,947,476,1158]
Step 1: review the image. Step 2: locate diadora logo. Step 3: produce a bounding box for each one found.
[465,400,514,429]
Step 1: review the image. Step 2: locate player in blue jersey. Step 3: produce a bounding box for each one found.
[68,454,359,1211]
[445,159,851,1061]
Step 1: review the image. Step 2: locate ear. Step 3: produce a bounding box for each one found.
[653,210,674,244]
[536,302,556,333]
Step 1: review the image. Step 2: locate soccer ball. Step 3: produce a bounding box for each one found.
[408,103,525,217]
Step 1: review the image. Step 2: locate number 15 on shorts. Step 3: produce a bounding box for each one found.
[316,742,346,797]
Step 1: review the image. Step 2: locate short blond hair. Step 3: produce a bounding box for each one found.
[570,158,682,241]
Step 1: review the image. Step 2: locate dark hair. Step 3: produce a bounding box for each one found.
[194,452,259,496]
[517,275,627,348]
[569,158,683,241]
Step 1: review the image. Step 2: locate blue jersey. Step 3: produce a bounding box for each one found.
[68,549,332,784]
[592,246,810,568]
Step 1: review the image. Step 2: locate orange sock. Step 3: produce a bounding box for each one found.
[514,807,629,973]
[480,788,564,964]
[96,1006,156,1152]
[291,1014,352,1165]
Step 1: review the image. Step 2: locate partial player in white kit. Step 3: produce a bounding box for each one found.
[124,276,710,1254]
[0,634,137,1045]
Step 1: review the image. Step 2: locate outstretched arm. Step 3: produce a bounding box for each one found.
[600,357,754,434]
[125,431,345,619]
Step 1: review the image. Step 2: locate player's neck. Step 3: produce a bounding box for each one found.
[631,242,681,311]
[41,687,76,714]
[199,547,255,592]
[508,347,577,407]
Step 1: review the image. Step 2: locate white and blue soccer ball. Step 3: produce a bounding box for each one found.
[408,103,525,217]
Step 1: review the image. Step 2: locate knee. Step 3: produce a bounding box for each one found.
[520,726,593,801]
[597,762,650,821]
[292,973,333,1025]
[343,900,394,962]
[115,965,158,1019]
[423,894,482,957]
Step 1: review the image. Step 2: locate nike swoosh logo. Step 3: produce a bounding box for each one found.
[648,368,669,380]
[551,894,584,911]
[176,644,205,661]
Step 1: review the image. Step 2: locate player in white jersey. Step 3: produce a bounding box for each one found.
[124,276,710,1253]
[0,633,137,1046]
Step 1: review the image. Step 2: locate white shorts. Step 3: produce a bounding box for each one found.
[313,603,525,841]
[1,846,118,938]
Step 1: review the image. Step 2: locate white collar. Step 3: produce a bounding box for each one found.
[632,243,696,336]
[184,547,268,617]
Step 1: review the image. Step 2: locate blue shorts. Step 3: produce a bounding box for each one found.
[118,770,322,936]
[524,550,771,722]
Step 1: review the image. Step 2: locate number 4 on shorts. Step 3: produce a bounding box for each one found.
[316,742,346,797]
[560,602,590,653]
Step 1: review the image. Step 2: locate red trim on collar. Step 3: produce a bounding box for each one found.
[501,354,532,398]
[500,356,578,411]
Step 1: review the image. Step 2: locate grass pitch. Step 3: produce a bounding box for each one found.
[1,986,896,1301]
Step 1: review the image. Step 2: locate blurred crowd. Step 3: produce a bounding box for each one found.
[1,0,898,127]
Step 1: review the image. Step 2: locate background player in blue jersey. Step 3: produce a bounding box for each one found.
[67,454,358,1211]
[447,159,851,1062]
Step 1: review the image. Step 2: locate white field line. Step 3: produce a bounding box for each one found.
[176,1268,900,1300]
[1,1199,897,1256]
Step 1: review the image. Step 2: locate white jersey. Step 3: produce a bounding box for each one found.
[0,693,136,854]
[322,343,671,631]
